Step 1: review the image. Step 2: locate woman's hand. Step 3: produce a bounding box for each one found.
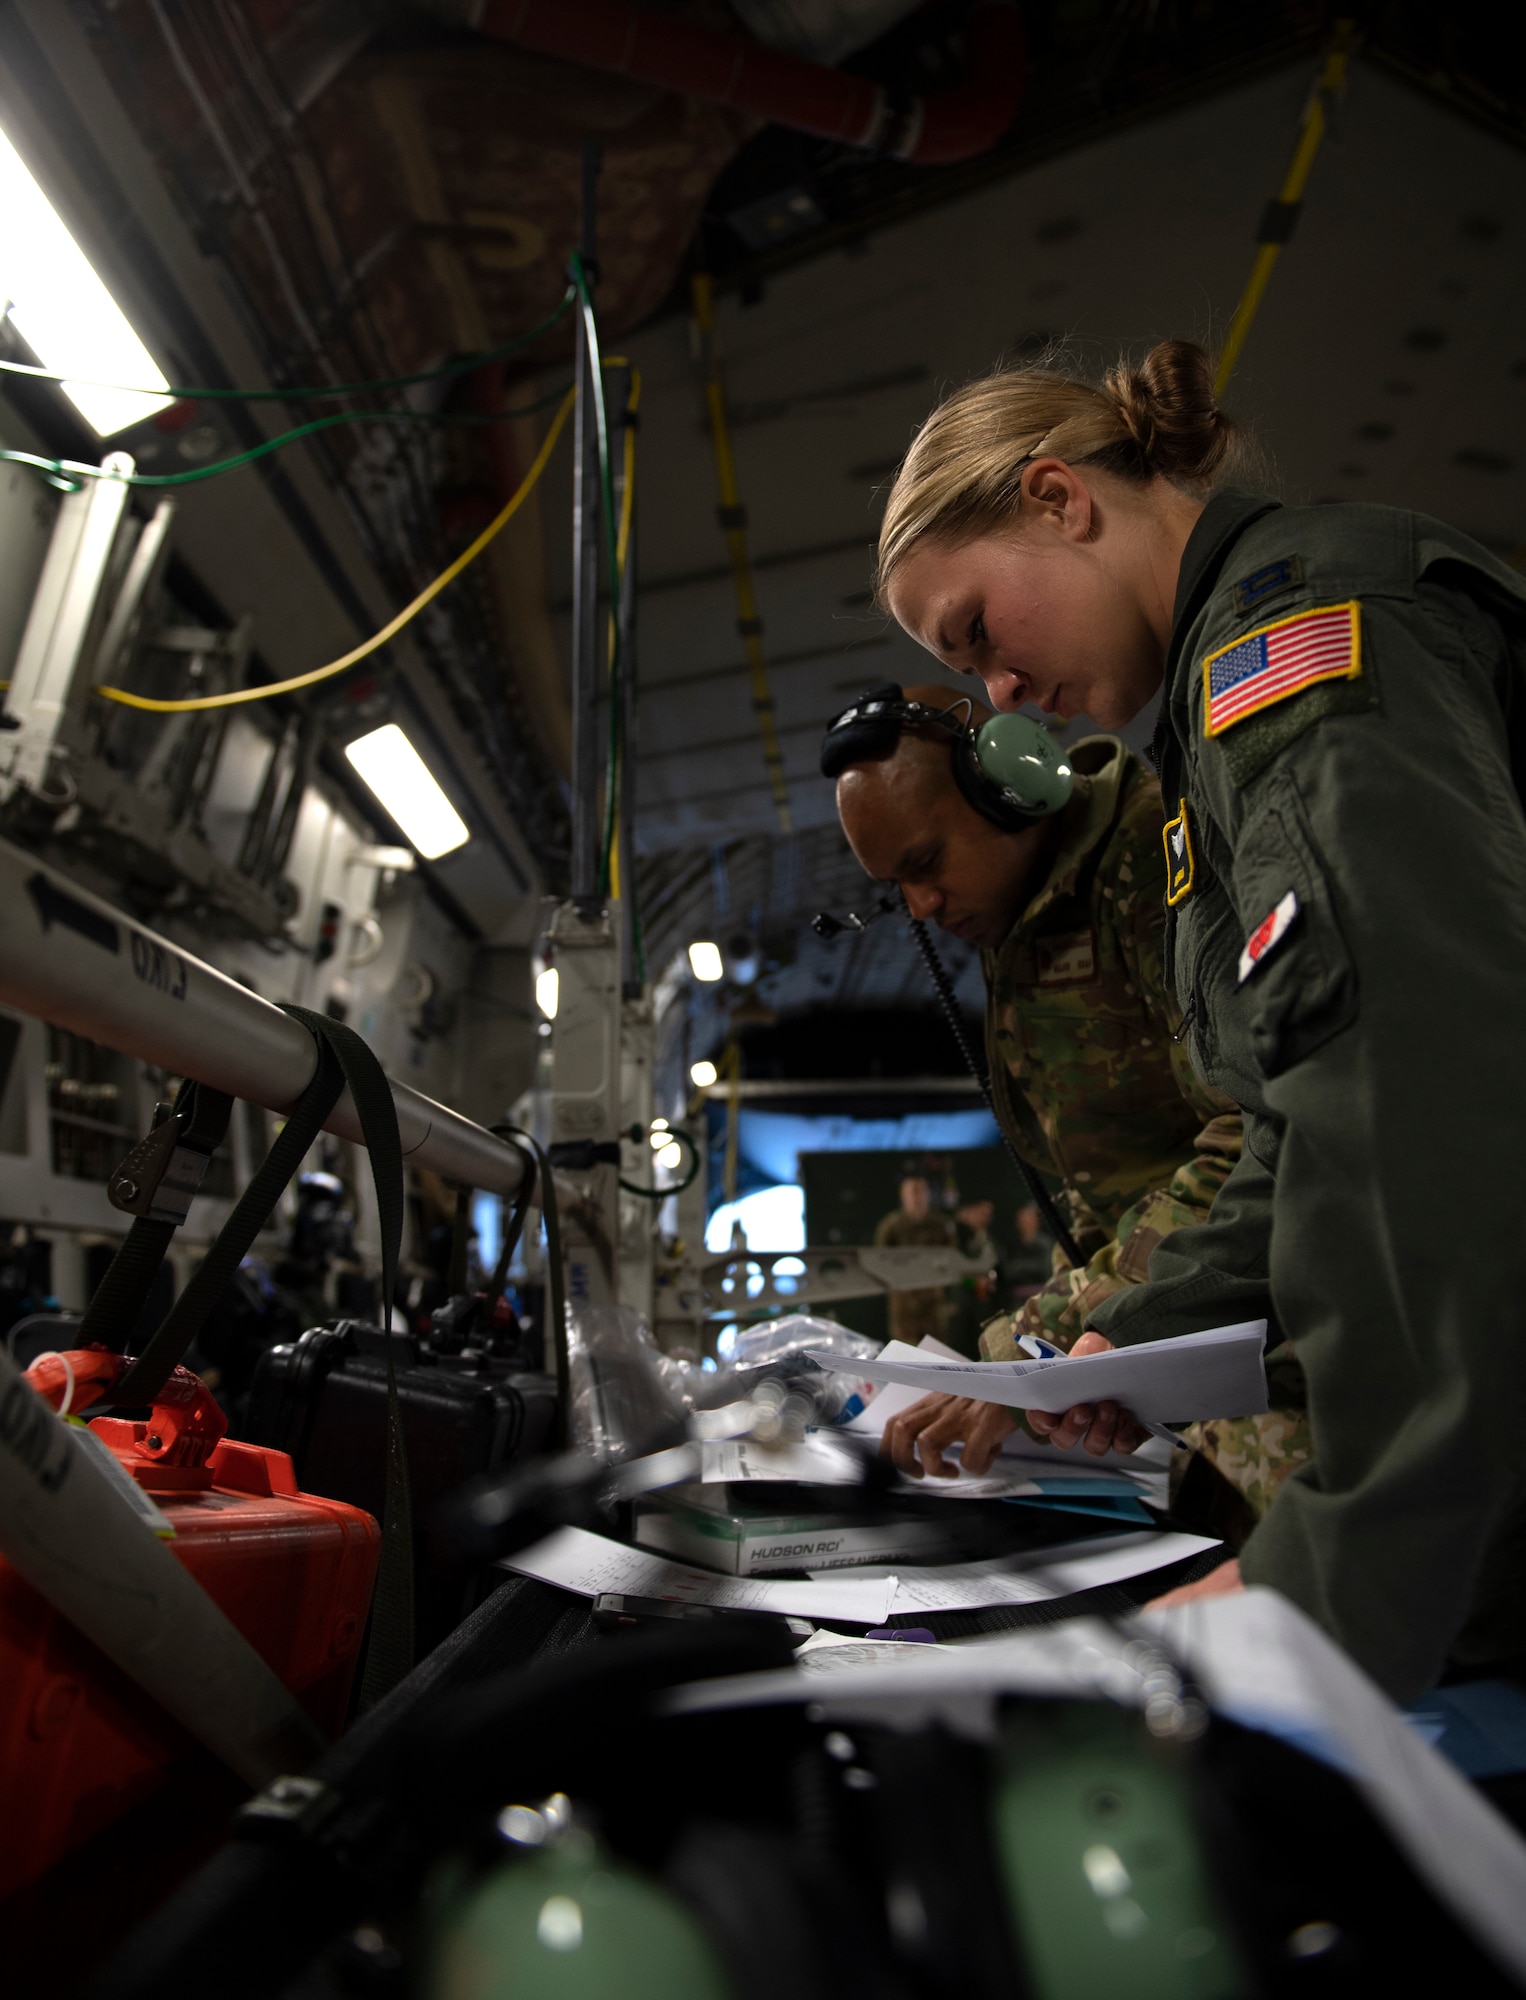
[1023,1330,1150,1457]
[880,1392,1019,1479]
[1146,1557,1243,1612]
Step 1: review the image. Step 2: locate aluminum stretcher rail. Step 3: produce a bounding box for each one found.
[0,836,531,1197]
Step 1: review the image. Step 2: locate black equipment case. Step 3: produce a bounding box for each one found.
[245,1320,558,1655]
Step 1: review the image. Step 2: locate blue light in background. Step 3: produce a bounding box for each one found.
[705,1183,806,1253]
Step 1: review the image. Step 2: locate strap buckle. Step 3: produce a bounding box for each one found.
[107,1091,226,1224]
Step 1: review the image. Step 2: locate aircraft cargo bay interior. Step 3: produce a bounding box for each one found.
[1,4,1526,1994]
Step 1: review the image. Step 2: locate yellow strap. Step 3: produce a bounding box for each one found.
[92,389,576,714]
[1215,24,1356,397]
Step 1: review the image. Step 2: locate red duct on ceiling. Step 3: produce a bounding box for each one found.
[470,0,1024,166]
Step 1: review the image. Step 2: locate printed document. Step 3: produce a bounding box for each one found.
[809,1321,1268,1430]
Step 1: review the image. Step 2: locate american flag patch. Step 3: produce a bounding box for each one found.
[1203,601,1361,738]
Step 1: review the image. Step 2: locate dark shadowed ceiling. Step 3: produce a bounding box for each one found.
[2,1,1522,1044]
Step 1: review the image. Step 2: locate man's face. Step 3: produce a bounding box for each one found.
[901,1176,931,1218]
[839,753,1051,952]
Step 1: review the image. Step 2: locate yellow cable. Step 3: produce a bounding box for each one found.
[691,277,792,836]
[606,364,642,904]
[1215,24,1356,398]
[93,389,576,714]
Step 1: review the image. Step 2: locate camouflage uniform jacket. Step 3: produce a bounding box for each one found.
[874,1209,957,1345]
[977,738,1243,1359]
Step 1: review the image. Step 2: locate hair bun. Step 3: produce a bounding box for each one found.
[1102,340,1230,485]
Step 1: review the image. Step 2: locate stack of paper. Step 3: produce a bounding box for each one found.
[812,1321,1269,1429]
[500,1523,1218,1621]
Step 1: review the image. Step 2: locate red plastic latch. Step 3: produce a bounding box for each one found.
[25,1350,229,1488]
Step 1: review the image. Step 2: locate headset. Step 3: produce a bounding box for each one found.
[818,682,1074,829]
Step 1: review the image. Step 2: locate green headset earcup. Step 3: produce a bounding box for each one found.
[973,713,1074,817]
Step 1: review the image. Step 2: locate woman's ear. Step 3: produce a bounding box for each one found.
[1020,457,1095,541]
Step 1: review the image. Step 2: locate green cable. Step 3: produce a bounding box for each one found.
[0,377,587,493]
[0,289,575,405]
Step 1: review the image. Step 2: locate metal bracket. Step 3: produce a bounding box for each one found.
[107,1086,231,1224]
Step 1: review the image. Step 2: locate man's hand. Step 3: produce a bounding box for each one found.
[1146,1557,1243,1612]
[1023,1330,1150,1458]
[880,1392,1018,1479]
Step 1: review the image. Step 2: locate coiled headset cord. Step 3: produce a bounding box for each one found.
[904,906,1085,1269]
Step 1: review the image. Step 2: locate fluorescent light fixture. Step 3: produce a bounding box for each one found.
[655,1141,683,1171]
[689,1059,718,1089]
[535,968,559,1021]
[688,941,724,983]
[344,724,469,860]
[0,122,172,436]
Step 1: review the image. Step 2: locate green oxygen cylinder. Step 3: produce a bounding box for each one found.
[424,1824,735,2000]
[991,1701,1250,2000]
[973,712,1074,816]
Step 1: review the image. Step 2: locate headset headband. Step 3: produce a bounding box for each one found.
[820,684,1073,831]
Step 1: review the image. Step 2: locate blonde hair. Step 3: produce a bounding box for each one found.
[875,339,1246,601]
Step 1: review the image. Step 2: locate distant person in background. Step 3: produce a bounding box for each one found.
[947,1195,999,1358]
[1004,1202,1052,1305]
[874,1172,956,1345]
[875,1172,995,1351]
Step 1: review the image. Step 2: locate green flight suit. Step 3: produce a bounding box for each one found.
[1087,490,1526,1702]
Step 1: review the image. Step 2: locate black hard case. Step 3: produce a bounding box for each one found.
[243,1320,558,1654]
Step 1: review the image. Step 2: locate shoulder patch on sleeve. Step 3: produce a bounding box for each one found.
[1203,601,1361,738]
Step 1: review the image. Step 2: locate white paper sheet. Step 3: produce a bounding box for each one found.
[822,1530,1219,1613]
[810,1320,1268,1428]
[500,1525,897,1622]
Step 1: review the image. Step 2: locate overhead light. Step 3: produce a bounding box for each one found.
[344,724,469,860]
[0,122,172,436]
[689,1059,718,1089]
[655,1141,683,1171]
[688,941,724,983]
[535,967,559,1021]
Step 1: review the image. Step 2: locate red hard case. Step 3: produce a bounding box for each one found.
[0,1352,381,1901]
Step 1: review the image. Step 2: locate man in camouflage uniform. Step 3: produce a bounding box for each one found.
[833,684,1308,1526]
[874,1172,958,1344]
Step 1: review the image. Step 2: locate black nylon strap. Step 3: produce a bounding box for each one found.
[447,1183,471,1300]
[78,1079,233,1353]
[112,1045,344,1403]
[277,1007,412,1710]
[492,1124,568,1448]
[488,1134,537,1302]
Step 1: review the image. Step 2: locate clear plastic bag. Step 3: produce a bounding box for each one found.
[566,1305,687,1462]
[567,1307,884,1459]
[715,1313,883,1425]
